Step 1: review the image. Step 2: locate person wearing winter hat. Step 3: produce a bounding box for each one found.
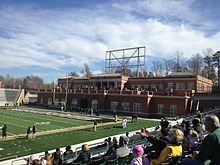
[131,145,150,165]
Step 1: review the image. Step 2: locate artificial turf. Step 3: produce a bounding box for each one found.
[0,107,159,161]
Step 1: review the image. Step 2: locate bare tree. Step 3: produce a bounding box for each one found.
[23,75,44,89]
[163,58,174,76]
[81,63,93,78]
[148,72,155,78]
[3,74,15,88]
[202,48,216,81]
[116,67,132,77]
[188,53,203,75]
[172,51,184,72]
[152,60,164,76]
[141,68,148,77]
[68,71,79,77]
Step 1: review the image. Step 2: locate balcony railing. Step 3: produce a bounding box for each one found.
[38,88,194,97]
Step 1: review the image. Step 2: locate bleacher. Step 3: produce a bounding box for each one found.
[0,88,21,106]
[3,113,219,165]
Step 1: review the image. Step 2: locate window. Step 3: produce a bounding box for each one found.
[54,98,59,105]
[188,82,195,90]
[111,101,118,111]
[47,98,52,105]
[59,99,65,106]
[197,83,204,91]
[176,82,185,90]
[40,98,43,104]
[170,105,177,117]
[157,104,164,114]
[207,85,212,92]
[133,103,142,112]
[71,98,78,107]
[91,99,98,110]
[121,102,130,111]
[158,84,164,90]
[167,83,173,89]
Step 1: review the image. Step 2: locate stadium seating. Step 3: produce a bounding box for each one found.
[0,88,22,106]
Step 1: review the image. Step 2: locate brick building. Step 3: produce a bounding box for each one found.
[37,72,213,117]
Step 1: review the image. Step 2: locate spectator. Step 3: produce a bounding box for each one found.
[45,153,53,165]
[74,144,91,164]
[144,135,167,160]
[2,124,7,141]
[25,155,33,165]
[182,114,220,165]
[116,135,130,158]
[63,146,74,165]
[160,118,169,129]
[32,159,42,165]
[41,151,53,165]
[104,137,119,160]
[192,118,202,136]
[140,127,149,139]
[160,118,170,141]
[107,137,113,148]
[188,130,199,150]
[53,148,62,165]
[131,145,150,165]
[150,128,184,165]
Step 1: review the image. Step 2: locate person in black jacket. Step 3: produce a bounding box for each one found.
[2,124,7,141]
[74,144,91,164]
[32,124,36,138]
[26,126,31,139]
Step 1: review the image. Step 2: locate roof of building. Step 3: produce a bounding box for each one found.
[166,72,196,78]
[91,73,122,77]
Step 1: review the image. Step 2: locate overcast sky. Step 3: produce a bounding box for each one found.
[0,0,220,82]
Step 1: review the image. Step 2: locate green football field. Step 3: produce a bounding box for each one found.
[0,107,90,136]
[0,107,159,161]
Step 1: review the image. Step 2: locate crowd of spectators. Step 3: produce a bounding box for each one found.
[26,113,219,165]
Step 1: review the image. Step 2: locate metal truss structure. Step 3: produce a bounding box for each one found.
[105,46,146,77]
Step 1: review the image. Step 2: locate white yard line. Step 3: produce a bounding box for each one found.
[1,110,71,127]
[0,121,27,128]
[6,132,16,136]
[0,112,65,130]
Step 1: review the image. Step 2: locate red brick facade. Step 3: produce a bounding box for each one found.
[37,72,213,117]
